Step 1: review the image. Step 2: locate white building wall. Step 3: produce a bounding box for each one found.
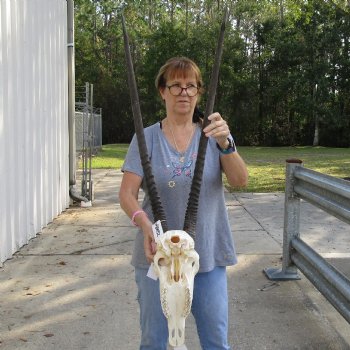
[0,0,70,264]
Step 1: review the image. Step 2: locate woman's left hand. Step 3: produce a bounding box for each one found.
[203,112,230,149]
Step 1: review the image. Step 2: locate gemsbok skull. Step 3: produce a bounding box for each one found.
[153,231,199,347]
[122,8,228,347]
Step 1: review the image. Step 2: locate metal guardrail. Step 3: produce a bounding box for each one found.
[264,159,350,323]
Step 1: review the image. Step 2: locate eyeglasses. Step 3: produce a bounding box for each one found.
[166,84,199,97]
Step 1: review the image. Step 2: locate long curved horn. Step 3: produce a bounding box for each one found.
[183,8,229,239]
[122,15,168,232]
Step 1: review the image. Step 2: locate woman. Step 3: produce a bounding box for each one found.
[119,57,248,350]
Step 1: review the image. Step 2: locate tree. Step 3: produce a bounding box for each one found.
[74,0,350,146]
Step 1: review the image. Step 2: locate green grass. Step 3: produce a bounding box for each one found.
[89,144,130,169]
[86,144,350,193]
[236,146,350,192]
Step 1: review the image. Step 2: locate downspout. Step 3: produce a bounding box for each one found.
[67,0,88,203]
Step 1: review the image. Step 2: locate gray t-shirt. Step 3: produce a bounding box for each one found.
[121,122,237,273]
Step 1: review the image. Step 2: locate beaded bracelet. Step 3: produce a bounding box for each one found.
[131,210,147,227]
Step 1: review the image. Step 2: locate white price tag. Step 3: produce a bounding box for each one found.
[152,220,164,242]
[146,263,158,281]
[147,220,165,281]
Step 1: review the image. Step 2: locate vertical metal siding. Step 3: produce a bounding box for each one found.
[0,0,70,264]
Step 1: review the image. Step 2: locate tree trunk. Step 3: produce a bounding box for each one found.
[185,0,188,36]
[312,84,319,146]
[313,116,319,146]
[279,0,284,21]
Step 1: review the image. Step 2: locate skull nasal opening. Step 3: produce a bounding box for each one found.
[171,236,180,243]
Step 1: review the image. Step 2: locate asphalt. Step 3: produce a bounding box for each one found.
[0,169,349,350]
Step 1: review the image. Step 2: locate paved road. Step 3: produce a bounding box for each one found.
[0,170,349,349]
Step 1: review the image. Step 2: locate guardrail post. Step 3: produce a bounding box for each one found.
[264,159,302,280]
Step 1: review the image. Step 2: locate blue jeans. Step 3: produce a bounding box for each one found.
[135,266,231,350]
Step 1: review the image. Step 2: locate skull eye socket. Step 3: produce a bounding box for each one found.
[171,235,180,243]
[158,258,167,266]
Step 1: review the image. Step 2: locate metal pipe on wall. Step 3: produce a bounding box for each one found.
[67,0,88,202]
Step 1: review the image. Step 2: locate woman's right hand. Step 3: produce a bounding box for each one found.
[143,225,157,263]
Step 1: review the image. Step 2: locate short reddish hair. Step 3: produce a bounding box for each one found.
[155,57,204,94]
